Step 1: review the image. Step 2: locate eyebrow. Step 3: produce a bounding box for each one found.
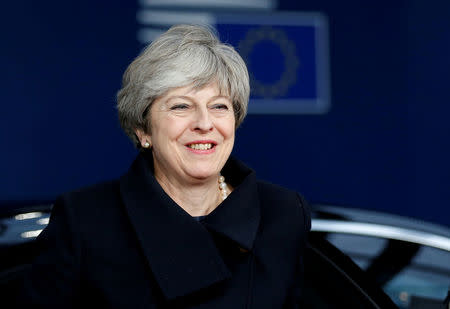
[165,95,231,104]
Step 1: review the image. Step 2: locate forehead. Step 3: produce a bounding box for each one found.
[160,82,230,102]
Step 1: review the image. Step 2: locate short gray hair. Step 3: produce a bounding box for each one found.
[117,24,250,146]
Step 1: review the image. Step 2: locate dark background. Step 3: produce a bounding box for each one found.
[1,0,449,226]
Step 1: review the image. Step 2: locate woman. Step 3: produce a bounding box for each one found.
[14,25,311,308]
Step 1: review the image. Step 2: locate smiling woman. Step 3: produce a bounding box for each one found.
[9,25,311,308]
[136,84,236,216]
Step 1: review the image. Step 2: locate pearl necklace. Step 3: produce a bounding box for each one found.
[218,174,229,200]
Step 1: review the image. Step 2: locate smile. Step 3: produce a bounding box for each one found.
[185,141,217,153]
[189,143,213,150]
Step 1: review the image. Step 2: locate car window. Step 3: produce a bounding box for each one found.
[317,228,450,308]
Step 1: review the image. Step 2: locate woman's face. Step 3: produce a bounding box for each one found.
[137,82,235,184]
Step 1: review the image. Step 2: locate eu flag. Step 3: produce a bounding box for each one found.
[214,12,330,114]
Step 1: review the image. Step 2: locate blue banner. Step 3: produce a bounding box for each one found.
[215,12,330,114]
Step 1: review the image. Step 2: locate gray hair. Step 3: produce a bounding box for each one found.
[116,24,250,146]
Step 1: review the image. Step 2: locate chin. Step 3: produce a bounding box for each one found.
[188,171,217,181]
[185,165,220,181]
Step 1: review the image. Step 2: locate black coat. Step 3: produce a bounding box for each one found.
[14,153,311,308]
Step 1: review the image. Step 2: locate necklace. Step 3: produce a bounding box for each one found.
[218,174,229,200]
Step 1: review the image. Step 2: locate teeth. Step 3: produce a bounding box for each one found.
[189,143,212,150]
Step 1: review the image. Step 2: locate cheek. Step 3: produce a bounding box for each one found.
[151,117,188,144]
[225,117,236,139]
[226,127,235,141]
[219,118,236,142]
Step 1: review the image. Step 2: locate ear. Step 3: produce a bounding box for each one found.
[135,129,152,148]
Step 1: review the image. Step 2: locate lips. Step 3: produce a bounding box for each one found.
[185,140,217,152]
[189,143,213,150]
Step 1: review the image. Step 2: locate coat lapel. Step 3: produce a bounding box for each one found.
[202,157,260,251]
[120,153,231,300]
[119,152,261,300]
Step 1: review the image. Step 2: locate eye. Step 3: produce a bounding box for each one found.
[211,104,229,110]
[170,104,190,110]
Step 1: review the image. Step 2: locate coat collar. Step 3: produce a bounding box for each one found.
[119,152,260,300]
[201,155,260,251]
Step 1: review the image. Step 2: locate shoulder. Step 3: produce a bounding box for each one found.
[256,180,300,208]
[256,180,311,232]
[60,179,119,202]
[256,180,297,198]
[46,179,126,244]
[56,179,121,215]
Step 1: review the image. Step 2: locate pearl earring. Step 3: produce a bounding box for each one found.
[143,142,150,148]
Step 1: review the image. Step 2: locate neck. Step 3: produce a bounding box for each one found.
[154,170,223,217]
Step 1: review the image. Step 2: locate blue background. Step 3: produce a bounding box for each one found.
[217,23,318,99]
[1,0,449,227]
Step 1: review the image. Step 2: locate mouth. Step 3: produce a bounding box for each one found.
[185,141,217,152]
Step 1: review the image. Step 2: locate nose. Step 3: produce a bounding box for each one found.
[192,106,213,132]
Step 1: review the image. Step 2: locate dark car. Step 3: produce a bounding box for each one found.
[311,204,450,308]
[1,203,449,308]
